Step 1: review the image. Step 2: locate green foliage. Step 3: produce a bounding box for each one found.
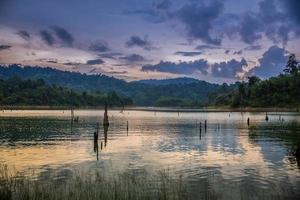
[0,77,132,107]
[211,54,300,108]
[0,164,188,200]
[0,65,223,106]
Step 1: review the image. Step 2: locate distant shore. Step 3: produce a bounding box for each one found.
[0,105,299,113]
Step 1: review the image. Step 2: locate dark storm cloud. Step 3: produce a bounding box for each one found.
[252,45,288,78]
[0,44,11,50]
[153,0,171,10]
[141,59,208,75]
[238,13,262,44]
[16,30,30,40]
[142,57,247,79]
[244,45,262,51]
[235,0,300,45]
[89,41,110,52]
[99,52,123,59]
[51,26,74,46]
[120,54,146,62]
[40,30,55,46]
[195,45,223,51]
[174,51,202,57]
[281,0,300,25]
[211,58,247,78]
[233,50,243,55]
[86,58,105,65]
[172,0,224,45]
[125,35,153,51]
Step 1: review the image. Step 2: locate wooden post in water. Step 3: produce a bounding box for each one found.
[199,122,202,140]
[204,120,207,132]
[247,117,250,127]
[103,103,109,126]
[126,120,129,136]
[265,112,269,121]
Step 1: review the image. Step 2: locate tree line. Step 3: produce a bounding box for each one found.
[210,54,300,108]
[0,77,132,107]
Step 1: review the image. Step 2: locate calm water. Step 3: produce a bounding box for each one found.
[0,109,300,199]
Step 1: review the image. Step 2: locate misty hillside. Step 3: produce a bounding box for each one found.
[0,64,236,106]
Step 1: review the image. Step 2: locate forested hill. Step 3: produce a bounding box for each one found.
[210,54,300,108]
[133,77,202,85]
[0,64,227,106]
[0,77,132,107]
[0,54,299,108]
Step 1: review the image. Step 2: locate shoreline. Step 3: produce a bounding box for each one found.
[0,105,299,113]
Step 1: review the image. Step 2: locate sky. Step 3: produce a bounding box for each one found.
[0,0,299,83]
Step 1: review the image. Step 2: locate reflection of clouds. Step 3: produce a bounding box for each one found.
[1,110,300,197]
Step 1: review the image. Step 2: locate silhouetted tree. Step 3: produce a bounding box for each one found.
[284,54,299,75]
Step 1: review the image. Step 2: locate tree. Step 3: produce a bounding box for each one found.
[284,54,299,75]
[248,76,260,86]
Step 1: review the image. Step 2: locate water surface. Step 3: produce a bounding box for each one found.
[0,109,300,199]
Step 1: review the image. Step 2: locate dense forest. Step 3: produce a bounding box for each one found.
[0,54,299,108]
[0,77,132,107]
[210,54,300,108]
[0,65,225,106]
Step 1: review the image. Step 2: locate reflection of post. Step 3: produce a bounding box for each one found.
[103,103,109,147]
[199,122,202,140]
[103,103,109,126]
[104,124,108,147]
[93,131,99,160]
[126,120,129,136]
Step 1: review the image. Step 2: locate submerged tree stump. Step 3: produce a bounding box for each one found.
[103,103,109,126]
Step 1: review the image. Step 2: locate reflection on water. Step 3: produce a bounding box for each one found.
[0,109,300,199]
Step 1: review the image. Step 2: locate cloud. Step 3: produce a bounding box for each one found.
[174,51,202,56]
[86,58,105,65]
[16,30,30,40]
[141,59,208,75]
[40,30,55,46]
[51,26,74,46]
[211,58,247,78]
[252,45,289,78]
[238,13,262,44]
[236,0,299,45]
[225,49,230,54]
[153,0,171,10]
[125,35,153,51]
[89,41,110,52]
[244,45,262,51]
[233,50,243,55]
[195,44,223,51]
[0,44,11,50]
[281,0,300,25]
[173,0,224,45]
[120,54,146,62]
[99,52,123,59]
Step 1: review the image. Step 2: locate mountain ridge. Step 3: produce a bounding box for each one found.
[0,64,236,106]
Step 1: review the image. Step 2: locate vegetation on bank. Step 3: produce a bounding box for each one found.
[0,54,299,108]
[0,77,132,107]
[210,54,300,108]
[0,165,188,200]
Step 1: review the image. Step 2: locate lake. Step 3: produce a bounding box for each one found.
[0,109,300,199]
